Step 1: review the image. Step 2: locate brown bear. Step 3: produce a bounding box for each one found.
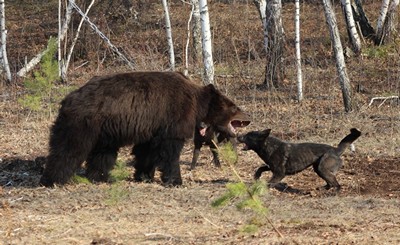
[40,71,250,187]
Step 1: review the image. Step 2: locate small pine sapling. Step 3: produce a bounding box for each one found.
[210,140,283,236]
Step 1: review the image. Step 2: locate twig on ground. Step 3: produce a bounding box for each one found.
[368,96,399,107]
[144,233,175,241]
[194,208,222,229]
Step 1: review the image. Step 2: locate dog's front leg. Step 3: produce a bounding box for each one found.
[254,165,271,179]
[268,144,290,187]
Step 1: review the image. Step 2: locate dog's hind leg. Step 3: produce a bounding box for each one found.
[314,153,342,190]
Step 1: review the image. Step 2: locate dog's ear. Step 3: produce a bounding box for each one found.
[261,129,271,137]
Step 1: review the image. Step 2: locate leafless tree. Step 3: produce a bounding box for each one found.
[261,0,285,90]
[162,0,175,71]
[341,0,361,55]
[191,0,202,64]
[253,0,268,53]
[353,0,399,45]
[199,0,214,85]
[375,0,399,45]
[65,0,96,74]
[323,0,353,112]
[295,0,302,101]
[0,0,11,83]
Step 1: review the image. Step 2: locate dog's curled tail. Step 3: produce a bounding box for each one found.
[335,128,361,155]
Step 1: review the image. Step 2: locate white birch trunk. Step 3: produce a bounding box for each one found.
[295,0,303,101]
[199,0,214,85]
[17,2,73,78]
[58,0,62,78]
[184,3,195,76]
[263,0,284,89]
[191,0,202,63]
[341,0,361,54]
[65,0,96,72]
[376,0,390,36]
[162,0,175,71]
[253,0,268,53]
[377,0,399,44]
[0,0,11,82]
[322,0,352,112]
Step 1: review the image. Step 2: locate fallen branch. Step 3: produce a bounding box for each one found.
[368,95,399,107]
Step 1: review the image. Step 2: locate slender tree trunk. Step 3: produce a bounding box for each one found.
[184,2,194,76]
[253,0,268,53]
[376,0,390,39]
[262,0,284,90]
[191,0,202,64]
[58,0,62,78]
[376,0,399,45]
[353,0,375,41]
[162,0,175,71]
[322,0,352,112]
[0,0,11,83]
[199,0,214,85]
[295,0,302,101]
[65,0,96,73]
[341,0,361,55]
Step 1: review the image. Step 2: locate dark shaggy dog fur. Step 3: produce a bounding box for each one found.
[238,128,361,191]
[40,71,250,187]
[190,122,236,170]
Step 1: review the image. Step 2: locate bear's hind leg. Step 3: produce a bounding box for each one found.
[159,139,185,186]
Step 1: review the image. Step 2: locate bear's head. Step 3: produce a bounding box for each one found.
[202,84,250,137]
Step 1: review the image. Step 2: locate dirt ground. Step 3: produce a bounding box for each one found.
[1,110,399,244]
[1,0,400,244]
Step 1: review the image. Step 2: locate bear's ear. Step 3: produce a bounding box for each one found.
[205,84,216,92]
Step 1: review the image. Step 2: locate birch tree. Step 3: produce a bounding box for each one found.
[376,0,390,40]
[376,0,399,45]
[199,0,214,85]
[295,0,302,101]
[65,0,96,73]
[353,0,375,41]
[253,0,268,53]
[322,0,352,112]
[191,0,202,64]
[0,0,11,83]
[162,0,175,71]
[262,0,284,89]
[341,0,361,55]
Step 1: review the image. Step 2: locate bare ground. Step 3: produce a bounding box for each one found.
[1,99,399,244]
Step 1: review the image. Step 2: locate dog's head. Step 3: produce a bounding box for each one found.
[237,129,271,151]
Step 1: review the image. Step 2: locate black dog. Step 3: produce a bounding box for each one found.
[190,122,236,170]
[237,128,361,191]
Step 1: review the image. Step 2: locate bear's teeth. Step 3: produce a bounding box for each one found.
[229,123,236,134]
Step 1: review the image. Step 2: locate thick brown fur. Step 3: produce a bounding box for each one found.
[237,128,361,191]
[190,122,236,170]
[40,71,250,187]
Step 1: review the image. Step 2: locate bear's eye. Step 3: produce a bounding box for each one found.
[230,106,238,114]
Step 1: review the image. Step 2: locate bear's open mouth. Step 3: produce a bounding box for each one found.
[226,119,251,137]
